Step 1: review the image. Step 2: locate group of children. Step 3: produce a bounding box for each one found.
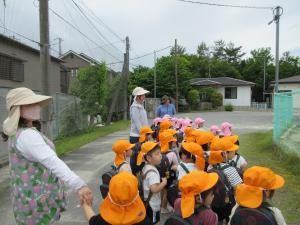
[81,115,287,225]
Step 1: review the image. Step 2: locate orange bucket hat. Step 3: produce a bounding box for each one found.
[210,137,239,152]
[222,135,239,145]
[236,166,285,209]
[159,131,177,153]
[136,141,158,166]
[100,172,146,225]
[160,120,172,132]
[179,171,218,218]
[194,131,214,146]
[184,127,196,143]
[181,142,205,170]
[139,126,154,143]
[112,140,135,166]
[208,151,224,165]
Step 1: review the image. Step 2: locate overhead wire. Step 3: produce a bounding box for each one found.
[70,0,124,56]
[177,0,273,10]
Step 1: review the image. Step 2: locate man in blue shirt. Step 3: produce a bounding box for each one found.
[156,95,176,118]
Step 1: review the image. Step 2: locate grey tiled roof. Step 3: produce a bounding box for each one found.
[190,77,255,87]
[270,75,300,84]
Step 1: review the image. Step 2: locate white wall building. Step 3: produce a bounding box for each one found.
[190,77,255,107]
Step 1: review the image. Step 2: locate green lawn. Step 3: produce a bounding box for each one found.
[239,131,300,225]
[55,120,130,156]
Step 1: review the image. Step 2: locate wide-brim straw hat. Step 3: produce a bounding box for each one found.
[3,87,52,136]
[236,166,285,209]
[100,172,146,225]
[132,87,150,96]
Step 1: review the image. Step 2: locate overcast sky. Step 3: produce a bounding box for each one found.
[0,0,299,71]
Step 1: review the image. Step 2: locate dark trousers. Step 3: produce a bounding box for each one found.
[129,136,139,144]
[145,205,160,225]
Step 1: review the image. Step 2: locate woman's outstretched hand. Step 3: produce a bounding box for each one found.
[78,186,93,206]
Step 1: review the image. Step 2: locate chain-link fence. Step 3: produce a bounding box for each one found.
[273,89,300,157]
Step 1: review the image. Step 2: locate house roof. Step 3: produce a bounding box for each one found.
[0,34,61,63]
[270,75,300,84]
[190,77,255,87]
[59,50,99,65]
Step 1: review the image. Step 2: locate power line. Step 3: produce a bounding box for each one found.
[70,0,124,55]
[49,8,121,61]
[177,0,273,10]
[107,45,172,65]
[76,0,124,42]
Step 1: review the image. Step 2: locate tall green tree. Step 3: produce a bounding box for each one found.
[197,42,210,58]
[69,63,108,123]
[170,45,186,56]
[224,42,246,64]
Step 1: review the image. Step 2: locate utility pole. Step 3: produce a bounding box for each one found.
[154,50,157,98]
[3,0,6,33]
[269,6,283,93]
[175,39,179,111]
[123,36,130,120]
[263,55,266,101]
[39,0,51,135]
[58,37,63,56]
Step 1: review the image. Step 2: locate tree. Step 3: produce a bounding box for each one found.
[69,63,108,124]
[187,89,200,109]
[197,42,210,58]
[279,51,300,79]
[170,44,186,56]
[212,40,226,60]
[224,42,246,64]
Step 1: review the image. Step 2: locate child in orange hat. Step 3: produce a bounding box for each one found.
[137,141,167,224]
[230,166,286,225]
[222,135,247,175]
[112,140,135,173]
[82,171,147,225]
[130,126,154,175]
[158,130,179,213]
[172,171,219,225]
[177,142,205,180]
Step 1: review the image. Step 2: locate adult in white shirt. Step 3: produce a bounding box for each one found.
[2,87,93,224]
[129,87,149,144]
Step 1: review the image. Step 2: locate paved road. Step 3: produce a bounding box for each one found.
[0,111,273,225]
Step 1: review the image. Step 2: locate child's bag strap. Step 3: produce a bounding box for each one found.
[142,169,158,204]
[180,162,190,174]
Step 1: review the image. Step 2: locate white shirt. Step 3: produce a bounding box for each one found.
[130,101,148,137]
[230,154,247,169]
[142,164,161,212]
[16,128,86,191]
[177,162,200,180]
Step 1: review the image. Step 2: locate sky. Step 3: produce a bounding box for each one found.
[0,0,299,71]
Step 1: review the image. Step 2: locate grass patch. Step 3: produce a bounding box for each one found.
[55,120,130,156]
[239,131,300,225]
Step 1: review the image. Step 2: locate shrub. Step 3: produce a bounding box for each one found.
[224,104,234,111]
[187,89,200,109]
[211,92,223,108]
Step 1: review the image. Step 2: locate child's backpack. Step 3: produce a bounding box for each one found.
[130,142,144,176]
[167,163,190,207]
[99,162,127,198]
[208,164,235,221]
[164,214,193,225]
[230,205,278,225]
[151,124,160,141]
[177,131,184,143]
[137,169,158,206]
[156,152,176,187]
[228,154,244,177]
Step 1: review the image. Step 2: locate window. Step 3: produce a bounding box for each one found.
[0,54,24,82]
[225,87,237,99]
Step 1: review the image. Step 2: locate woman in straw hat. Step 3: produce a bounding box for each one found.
[230,166,287,225]
[130,87,150,144]
[173,171,219,225]
[82,171,147,225]
[1,87,93,224]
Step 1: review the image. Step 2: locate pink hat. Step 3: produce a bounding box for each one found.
[180,119,192,132]
[153,117,162,126]
[162,114,172,121]
[210,125,221,136]
[195,117,205,125]
[221,122,233,136]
